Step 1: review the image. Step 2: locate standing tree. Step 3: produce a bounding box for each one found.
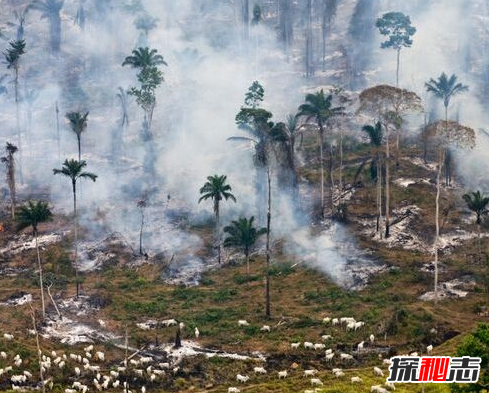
[463,191,489,263]
[305,0,314,77]
[265,167,272,318]
[243,0,250,41]
[199,175,236,265]
[16,200,52,319]
[296,89,344,217]
[55,102,60,159]
[426,121,475,302]
[122,47,166,174]
[251,4,262,25]
[66,111,88,161]
[361,122,383,233]
[1,142,18,219]
[425,73,468,186]
[53,159,97,298]
[278,0,293,57]
[320,0,338,71]
[31,0,64,53]
[4,39,26,172]
[359,85,422,237]
[223,216,266,276]
[230,81,278,221]
[375,12,416,87]
[137,199,147,256]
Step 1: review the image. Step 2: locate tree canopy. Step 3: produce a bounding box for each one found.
[376,12,416,50]
[425,72,469,109]
[16,200,52,233]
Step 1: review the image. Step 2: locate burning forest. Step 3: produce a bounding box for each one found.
[0,0,488,392]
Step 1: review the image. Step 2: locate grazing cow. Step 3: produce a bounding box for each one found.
[236,374,249,383]
[373,367,384,377]
[303,369,318,377]
[163,319,177,327]
[253,367,267,374]
[354,321,365,331]
[310,378,323,386]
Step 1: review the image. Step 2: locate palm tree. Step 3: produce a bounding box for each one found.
[122,47,166,151]
[223,216,266,276]
[53,159,97,297]
[296,90,344,217]
[362,122,383,234]
[463,191,489,263]
[199,175,236,265]
[30,0,64,53]
[425,73,468,186]
[16,200,53,319]
[66,111,88,161]
[4,39,26,172]
[1,143,18,219]
[122,47,167,70]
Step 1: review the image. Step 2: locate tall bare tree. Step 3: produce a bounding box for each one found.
[1,143,18,219]
[426,121,475,302]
